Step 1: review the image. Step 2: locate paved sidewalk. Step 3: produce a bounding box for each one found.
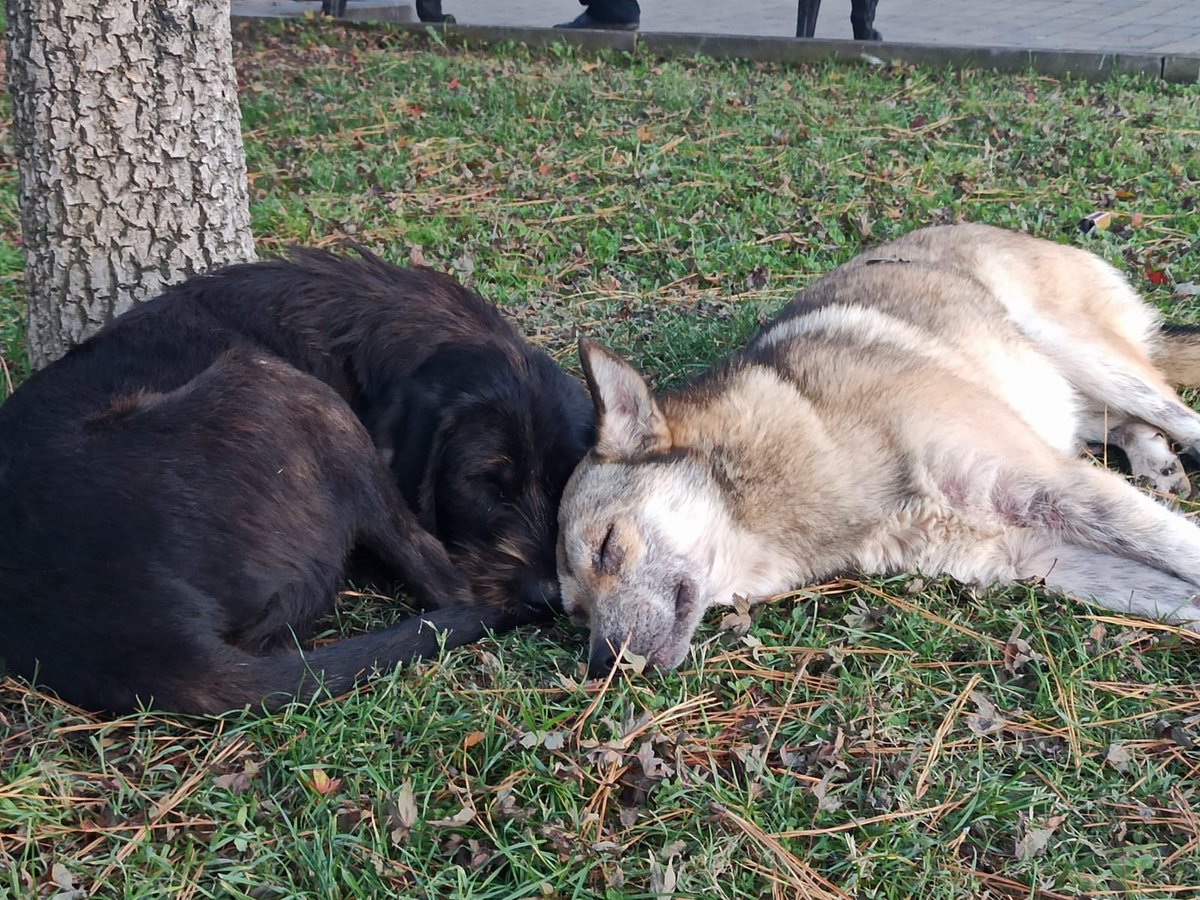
[430,0,1200,55]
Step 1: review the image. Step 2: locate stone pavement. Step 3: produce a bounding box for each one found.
[417,0,1200,55]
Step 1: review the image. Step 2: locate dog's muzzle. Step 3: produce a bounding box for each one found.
[520,577,564,616]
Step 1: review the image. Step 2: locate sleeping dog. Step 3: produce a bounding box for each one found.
[0,248,594,714]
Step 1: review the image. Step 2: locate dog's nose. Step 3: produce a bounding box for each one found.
[587,640,618,679]
[520,577,563,615]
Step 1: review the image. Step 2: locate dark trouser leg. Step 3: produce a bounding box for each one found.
[796,0,822,37]
[416,0,456,22]
[581,0,641,23]
[851,0,882,40]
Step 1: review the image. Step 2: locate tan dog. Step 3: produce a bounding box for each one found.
[557,224,1200,677]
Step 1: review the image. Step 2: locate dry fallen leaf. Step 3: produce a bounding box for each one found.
[662,839,686,858]
[395,782,418,829]
[965,692,1007,736]
[811,770,843,813]
[306,767,342,797]
[1015,814,1064,861]
[214,759,260,793]
[637,740,669,780]
[745,264,770,291]
[429,803,477,828]
[618,647,648,675]
[517,730,568,750]
[49,862,86,900]
[1105,742,1133,773]
[1002,623,1045,676]
[1015,825,1053,860]
[384,782,420,846]
[719,610,752,635]
[51,863,76,890]
[844,597,884,631]
[649,851,678,896]
[719,593,754,635]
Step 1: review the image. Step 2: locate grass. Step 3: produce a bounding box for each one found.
[3,19,1200,899]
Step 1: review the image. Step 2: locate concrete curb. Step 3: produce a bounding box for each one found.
[230,9,1200,84]
[398,22,639,52]
[640,32,1168,81]
[1164,54,1200,83]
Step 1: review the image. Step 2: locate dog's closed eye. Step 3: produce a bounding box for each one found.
[594,522,622,575]
[469,460,517,502]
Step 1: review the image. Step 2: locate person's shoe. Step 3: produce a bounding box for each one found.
[554,12,639,30]
[416,0,456,22]
[851,21,882,40]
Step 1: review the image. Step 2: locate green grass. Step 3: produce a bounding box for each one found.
[3,20,1200,899]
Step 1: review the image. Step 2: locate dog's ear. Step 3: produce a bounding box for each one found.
[578,337,671,459]
[373,377,446,532]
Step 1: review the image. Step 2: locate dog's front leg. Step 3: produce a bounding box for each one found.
[359,493,476,610]
[998,462,1200,630]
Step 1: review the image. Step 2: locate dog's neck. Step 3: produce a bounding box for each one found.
[662,363,885,602]
[703,516,805,607]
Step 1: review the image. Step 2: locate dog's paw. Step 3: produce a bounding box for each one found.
[399,534,476,607]
[1135,464,1192,499]
[1128,448,1191,498]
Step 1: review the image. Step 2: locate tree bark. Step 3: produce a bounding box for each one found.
[5,0,256,368]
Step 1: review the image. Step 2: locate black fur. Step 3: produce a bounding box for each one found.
[0,249,594,714]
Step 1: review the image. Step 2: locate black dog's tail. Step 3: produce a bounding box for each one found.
[168,606,511,715]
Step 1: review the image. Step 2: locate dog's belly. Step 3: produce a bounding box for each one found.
[849,497,1021,586]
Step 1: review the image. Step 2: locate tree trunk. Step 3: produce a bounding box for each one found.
[5,0,256,369]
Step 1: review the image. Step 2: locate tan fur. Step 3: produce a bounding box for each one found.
[1155,328,1200,387]
[558,224,1200,675]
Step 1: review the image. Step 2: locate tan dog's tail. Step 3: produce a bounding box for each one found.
[1156,325,1200,388]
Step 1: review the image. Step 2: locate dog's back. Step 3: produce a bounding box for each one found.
[0,347,497,712]
[160,250,595,614]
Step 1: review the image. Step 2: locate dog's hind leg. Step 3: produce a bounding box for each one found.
[1081,378,1200,461]
[1042,331,1200,458]
[171,603,515,713]
[997,256,1200,456]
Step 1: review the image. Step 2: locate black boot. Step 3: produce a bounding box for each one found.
[850,0,881,40]
[556,0,639,29]
[416,0,455,23]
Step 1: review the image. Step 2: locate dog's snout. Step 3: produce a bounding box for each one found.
[520,577,563,614]
[587,640,618,679]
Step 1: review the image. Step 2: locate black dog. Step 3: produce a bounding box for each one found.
[0,249,594,714]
